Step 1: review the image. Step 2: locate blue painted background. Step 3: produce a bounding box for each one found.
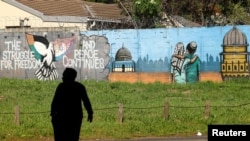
[82,25,250,73]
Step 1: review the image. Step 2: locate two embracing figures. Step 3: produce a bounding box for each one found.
[171,41,201,84]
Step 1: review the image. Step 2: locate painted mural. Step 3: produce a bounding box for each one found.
[81,25,250,80]
[220,26,250,80]
[0,31,110,80]
[78,35,110,80]
[0,25,250,81]
[25,33,76,80]
[170,41,201,83]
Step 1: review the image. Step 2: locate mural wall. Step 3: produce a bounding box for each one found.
[0,31,110,80]
[81,25,250,75]
[0,25,250,80]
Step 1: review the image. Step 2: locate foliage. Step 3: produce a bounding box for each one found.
[0,78,250,140]
[84,0,250,28]
[132,0,162,28]
[227,2,250,25]
[163,0,250,26]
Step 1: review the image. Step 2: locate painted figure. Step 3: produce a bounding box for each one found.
[173,41,200,83]
[50,67,93,141]
[171,42,186,83]
[185,41,200,83]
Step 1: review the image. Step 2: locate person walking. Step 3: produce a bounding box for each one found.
[50,67,93,141]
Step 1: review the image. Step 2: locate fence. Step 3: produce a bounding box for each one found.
[1,101,250,125]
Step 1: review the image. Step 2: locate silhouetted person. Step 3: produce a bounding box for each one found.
[50,67,93,141]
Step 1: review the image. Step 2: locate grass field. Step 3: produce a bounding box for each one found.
[0,78,250,141]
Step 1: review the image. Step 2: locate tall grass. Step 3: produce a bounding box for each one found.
[0,78,250,140]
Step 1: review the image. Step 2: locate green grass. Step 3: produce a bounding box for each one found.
[0,78,250,140]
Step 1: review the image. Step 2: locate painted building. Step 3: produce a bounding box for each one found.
[220,26,250,80]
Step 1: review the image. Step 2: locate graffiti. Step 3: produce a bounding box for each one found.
[25,33,76,80]
[73,35,110,71]
[62,39,105,68]
[0,39,40,70]
[63,49,105,68]
[0,32,110,80]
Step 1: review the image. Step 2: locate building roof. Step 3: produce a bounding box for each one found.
[3,0,126,23]
[17,0,89,17]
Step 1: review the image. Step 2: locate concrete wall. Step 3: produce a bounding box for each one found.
[108,72,223,84]
[0,25,249,83]
[0,28,109,81]
[82,25,250,73]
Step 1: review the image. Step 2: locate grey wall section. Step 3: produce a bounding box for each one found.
[0,30,110,80]
[0,25,249,80]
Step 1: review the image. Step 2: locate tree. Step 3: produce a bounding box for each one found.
[225,2,250,25]
[85,0,250,28]
[163,0,250,26]
[132,0,162,28]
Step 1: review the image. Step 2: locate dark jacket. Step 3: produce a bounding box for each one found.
[50,81,93,120]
